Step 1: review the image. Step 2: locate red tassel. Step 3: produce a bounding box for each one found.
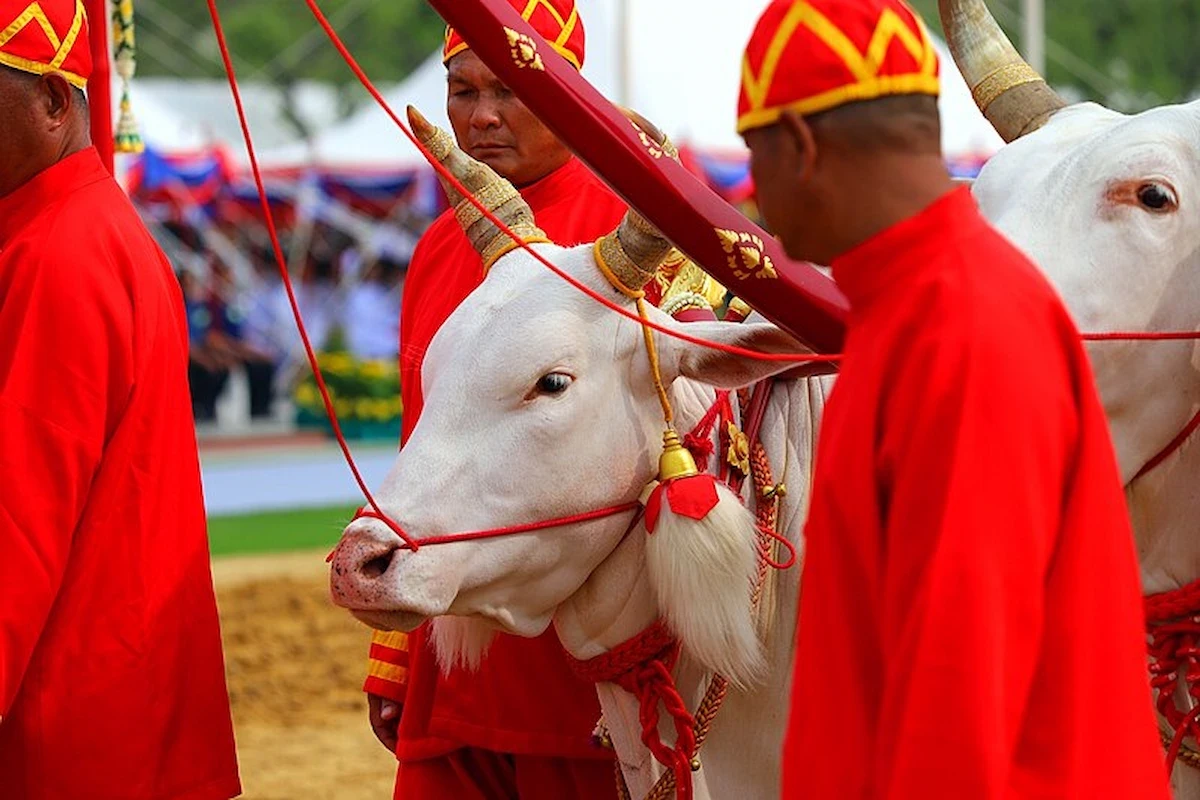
[645,474,721,535]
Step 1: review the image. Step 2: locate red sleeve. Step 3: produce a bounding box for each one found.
[871,298,1077,797]
[0,241,132,716]
[363,630,411,702]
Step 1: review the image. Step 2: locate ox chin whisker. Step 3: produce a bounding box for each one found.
[432,617,499,673]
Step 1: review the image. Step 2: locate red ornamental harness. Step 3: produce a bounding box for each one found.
[1139,407,1200,773]
[566,383,792,800]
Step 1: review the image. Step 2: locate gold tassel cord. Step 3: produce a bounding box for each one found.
[112,0,143,154]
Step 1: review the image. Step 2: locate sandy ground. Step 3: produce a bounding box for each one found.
[213,550,397,800]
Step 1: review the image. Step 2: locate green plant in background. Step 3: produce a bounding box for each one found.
[294,350,402,441]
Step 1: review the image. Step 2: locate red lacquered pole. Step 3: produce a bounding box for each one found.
[424,0,847,353]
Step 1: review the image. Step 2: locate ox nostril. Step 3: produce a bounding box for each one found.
[359,543,400,580]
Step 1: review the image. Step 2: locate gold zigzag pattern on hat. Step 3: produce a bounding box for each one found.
[738,2,938,131]
[0,0,87,88]
[444,0,581,69]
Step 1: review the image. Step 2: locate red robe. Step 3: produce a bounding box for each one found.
[0,148,241,800]
[785,187,1169,798]
[366,157,629,764]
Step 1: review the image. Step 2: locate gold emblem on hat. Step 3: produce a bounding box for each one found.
[504,27,545,71]
[716,228,778,281]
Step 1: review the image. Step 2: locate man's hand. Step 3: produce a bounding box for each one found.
[367,693,401,752]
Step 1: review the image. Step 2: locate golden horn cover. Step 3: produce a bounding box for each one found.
[406,106,548,269]
[937,0,1067,142]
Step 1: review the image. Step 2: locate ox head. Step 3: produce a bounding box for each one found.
[328,109,797,679]
[941,0,1200,483]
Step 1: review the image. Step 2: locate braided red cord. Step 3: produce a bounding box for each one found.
[571,621,698,800]
[1145,578,1200,772]
[682,391,731,468]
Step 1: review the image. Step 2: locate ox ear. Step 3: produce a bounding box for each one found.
[665,321,807,389]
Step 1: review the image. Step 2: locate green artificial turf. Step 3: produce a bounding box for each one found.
[207,504,359,557]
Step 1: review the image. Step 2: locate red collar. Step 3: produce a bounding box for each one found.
[0,147,109,249]
[831,186,980,314]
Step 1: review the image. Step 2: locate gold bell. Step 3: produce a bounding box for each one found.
[658,429,699,482]
[690,757,702,771]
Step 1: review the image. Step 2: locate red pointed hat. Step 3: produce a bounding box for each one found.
[0,0,91,89]
[444,0,585,71]
[738,0,939,134]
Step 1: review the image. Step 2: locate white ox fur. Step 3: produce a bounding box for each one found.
[328,233,827,798]
[970,98,1200,797]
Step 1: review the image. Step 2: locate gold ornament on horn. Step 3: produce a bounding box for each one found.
[937,0,1066,142]
[406,106,549,271]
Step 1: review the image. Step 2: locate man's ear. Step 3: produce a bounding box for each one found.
[779,110,817,186]
[39,73,76,131]
[662,320,807,390]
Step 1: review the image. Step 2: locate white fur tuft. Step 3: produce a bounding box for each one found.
[431,617,498,674]
[645,480,766,689]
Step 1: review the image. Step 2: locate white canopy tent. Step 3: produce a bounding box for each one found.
[256,0,1001,171]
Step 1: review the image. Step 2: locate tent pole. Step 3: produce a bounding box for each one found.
[617,0,631,107]
[1021,0,1045,75]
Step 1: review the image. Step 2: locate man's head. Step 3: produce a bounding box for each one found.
[738,0,948,264]
[442,0,583,187]
[0,0,93,196]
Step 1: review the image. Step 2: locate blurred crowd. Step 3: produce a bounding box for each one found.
[162,221,417,426]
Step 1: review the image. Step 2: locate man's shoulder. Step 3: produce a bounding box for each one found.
[4,186,169,302]
[411,209,470,270]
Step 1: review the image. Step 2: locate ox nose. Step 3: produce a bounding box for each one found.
[328,522,404,608]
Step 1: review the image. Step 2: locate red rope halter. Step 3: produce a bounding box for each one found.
[349,502,641,552]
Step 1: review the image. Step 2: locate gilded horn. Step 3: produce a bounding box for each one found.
[596,210,675,294]
[406,105,548,269]
[937,0,1067,142]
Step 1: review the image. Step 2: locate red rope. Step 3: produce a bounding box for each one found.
[205,0,414,549]
[352,502,640,550]
[571,621,698,800]
[1083,331,1200,341]
[682,391,730,468]
[1135,407,1200,481]
[1145,578,1200,772]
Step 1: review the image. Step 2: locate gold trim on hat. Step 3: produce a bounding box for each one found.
[738,2,939,133]
[0,0,89,89]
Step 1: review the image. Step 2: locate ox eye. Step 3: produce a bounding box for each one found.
[1138,182,1177,213]
[535,372,572,395]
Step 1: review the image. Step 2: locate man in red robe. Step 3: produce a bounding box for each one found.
[362,1,627,796]
[0,2,241,798]
[738,1,1170,797]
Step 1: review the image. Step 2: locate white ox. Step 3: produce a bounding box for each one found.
[938,0,1200,794]
[330,0,1200,794]
[330,109,821,797]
